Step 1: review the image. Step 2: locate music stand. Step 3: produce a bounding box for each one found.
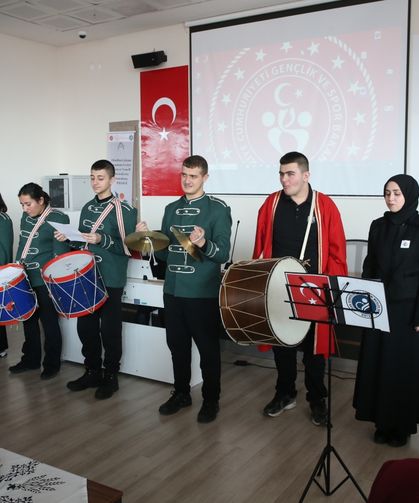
[284,273,383,502]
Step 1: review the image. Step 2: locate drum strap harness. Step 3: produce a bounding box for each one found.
[87,198,131,256]
[20,205,53,261]
[299,190,316,264]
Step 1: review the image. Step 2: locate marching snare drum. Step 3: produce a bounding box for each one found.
[219,257,311,347]
[42,250,108,318]
[0,264,37,325]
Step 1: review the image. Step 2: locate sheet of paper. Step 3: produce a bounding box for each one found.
[48,221,88,243]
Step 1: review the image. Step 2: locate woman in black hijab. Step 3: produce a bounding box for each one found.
[353,174,419,447]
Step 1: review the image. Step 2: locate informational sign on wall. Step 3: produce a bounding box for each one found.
[107,131,135,204]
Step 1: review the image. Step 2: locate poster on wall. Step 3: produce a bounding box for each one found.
[107,131,135,204]
[140,65,189,196]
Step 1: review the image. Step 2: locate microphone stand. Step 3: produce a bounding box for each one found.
[224,219,240,270]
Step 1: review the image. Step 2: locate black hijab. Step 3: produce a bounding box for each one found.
[383,174,419,225]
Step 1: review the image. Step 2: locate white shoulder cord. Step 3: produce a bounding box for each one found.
[299,190,316,261]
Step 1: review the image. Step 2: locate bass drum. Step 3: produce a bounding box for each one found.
[219,257,311,347]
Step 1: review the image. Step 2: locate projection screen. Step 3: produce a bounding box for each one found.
[190,0,410,195]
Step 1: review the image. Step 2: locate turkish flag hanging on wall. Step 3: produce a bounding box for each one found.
[140,65,189,196]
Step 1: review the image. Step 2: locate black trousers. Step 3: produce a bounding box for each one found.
[0,326,8,352]
[164,294,221,402]
[273,324,327,405]
[77,287,123,373]
[21,285,62,371]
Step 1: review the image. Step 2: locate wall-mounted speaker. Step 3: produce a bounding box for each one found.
[131,51,167,69]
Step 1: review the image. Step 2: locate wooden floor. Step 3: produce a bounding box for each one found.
[1,326,419,503]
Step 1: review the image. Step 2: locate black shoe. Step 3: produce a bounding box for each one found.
[67,369,102,391]
[159,391,192,415]
[9,361,40,374]
[40,369,59,380]
[197,401,219,423]
[263,394,297,417]
[388,433,408,447]
[373,429,388,444]
[95,372,119,400]
[310,399,328,426]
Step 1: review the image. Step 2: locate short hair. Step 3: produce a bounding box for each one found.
[183,155,208,175]
[18,182,50,205]
[280,151,309,172]
[0,193,7,213]
[91,159,115,177]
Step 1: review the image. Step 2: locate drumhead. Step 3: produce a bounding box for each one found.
[43,251,93,279]
[266,257,311,346]
[0,264,23,286]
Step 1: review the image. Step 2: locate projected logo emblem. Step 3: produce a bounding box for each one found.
[195,36,378,165]
[345,291,382,319]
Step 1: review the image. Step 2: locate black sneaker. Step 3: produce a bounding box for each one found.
[9,361,40,374]
[197,401,219,423]
[373,429,388,444]
[388,433,408,447]
[40,369,59,380]
[159,391,192,415]
[263,395,297,417]
[95,372,119,400]
[310,399,328,426]
[67,369,102,391]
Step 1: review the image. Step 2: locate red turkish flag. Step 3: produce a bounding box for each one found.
[140,66,189,196]
[285,273,332,323]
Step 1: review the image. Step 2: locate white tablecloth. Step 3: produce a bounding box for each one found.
[0,448,88,502]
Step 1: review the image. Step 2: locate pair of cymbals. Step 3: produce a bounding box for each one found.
[125,231,169,253]
[125,229,201,261]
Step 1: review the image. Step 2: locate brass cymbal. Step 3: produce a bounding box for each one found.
[124,231,169,253]
[171,227,202,261]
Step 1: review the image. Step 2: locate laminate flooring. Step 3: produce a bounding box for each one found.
[1,326,418,503]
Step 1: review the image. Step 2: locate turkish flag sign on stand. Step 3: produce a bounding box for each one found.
[285,273,333,323]
[140,65,189,196]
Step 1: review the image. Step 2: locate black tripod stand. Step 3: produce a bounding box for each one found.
[285,275,369,501]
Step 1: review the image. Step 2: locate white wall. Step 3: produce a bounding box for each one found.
[1,4,418,260]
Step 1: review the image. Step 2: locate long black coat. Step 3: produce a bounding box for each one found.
[353,215,419,435]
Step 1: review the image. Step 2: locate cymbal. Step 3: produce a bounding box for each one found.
[171,227,202,261]
[124,231,169,253]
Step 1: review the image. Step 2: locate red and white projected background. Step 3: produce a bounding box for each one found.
[190,0,409,195]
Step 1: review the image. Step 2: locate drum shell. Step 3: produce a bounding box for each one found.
[219,258,310,347]
[42,250,108,318]
[0,264,37,325]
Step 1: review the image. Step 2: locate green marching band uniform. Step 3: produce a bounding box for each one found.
[78,196,137,288]
[16,209,70,285]
[158,194,232,297]
[14,208,70,374]
[66,194,137,399]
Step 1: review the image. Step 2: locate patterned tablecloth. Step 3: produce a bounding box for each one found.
[0,448,88,502]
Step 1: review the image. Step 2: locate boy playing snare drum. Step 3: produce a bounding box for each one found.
[55,160,137,399]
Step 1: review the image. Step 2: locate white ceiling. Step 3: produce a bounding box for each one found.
[0,0,327,46]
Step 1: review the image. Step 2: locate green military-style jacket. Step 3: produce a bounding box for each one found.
[78,196,137,288]
[158,193,232,298]
[0,212,13,265]
[16,209,70,287]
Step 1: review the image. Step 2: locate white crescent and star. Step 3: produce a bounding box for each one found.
[152,97,177,141]
[299,282,322,302]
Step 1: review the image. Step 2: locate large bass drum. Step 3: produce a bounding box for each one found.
[219,257,311,347]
